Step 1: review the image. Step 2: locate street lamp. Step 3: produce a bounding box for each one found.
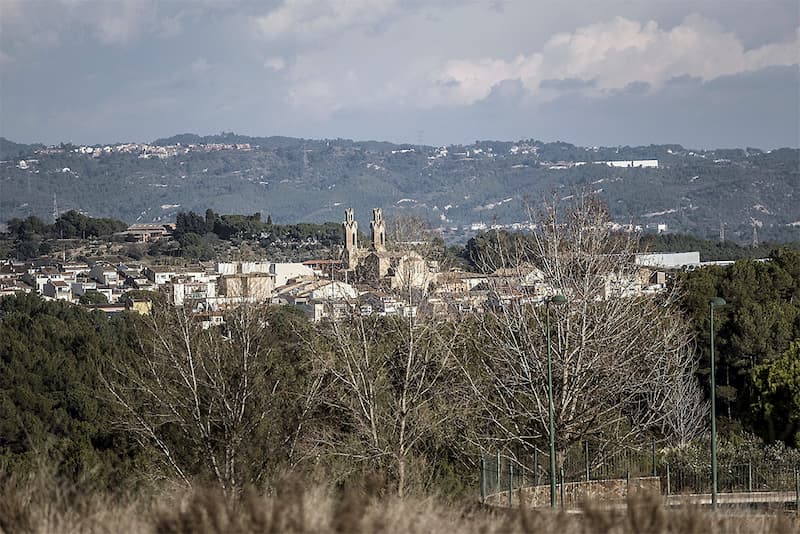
[709,297,726,510]
[546,294,567,508]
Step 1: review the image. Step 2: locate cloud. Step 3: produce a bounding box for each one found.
[274,13,798,118]
[253,0,400,43]
[426,15,799,106]
[264,56,287,71]
[538,78,596,90]
[191,58,210,74]
[0,0,193,54]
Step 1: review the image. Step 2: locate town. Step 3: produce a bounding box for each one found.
[0,206,700,326]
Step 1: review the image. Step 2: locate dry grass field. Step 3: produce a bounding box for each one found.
[2,475,798,534]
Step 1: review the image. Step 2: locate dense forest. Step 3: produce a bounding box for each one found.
[679,248,800,446]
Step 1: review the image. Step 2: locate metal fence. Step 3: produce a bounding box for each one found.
[666,461,799,495]
[479,442,800,507]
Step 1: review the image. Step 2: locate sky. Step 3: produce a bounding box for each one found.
[1,0,798,149]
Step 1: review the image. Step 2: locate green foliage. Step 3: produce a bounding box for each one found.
[170,209,343,259]
[53,210,128,239]
[678,248,800,432]
[749,341,800,447]
[0,294,143,489]
[5,211,128,260]
[7,211,127,241]
[78,290,108,305]
[119,289,165,307]
[7,215,48,238]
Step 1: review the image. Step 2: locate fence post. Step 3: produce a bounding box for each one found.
[508,462,513,507]
[496,451,501,489]
[560,467,565,509]
[626,467,631,497]
[747,461,752,492]
[665,463,671,496]
[533,447,538,486]
[652,438,657,477]
[627,450,631,480]
[795,468,799,517]
[584,441,590,481]
[480,456,486,504]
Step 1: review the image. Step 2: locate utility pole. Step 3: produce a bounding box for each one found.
[52,193,59,224]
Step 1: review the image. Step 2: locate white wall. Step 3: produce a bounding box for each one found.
[635,252,700,269]
[271,263,315,287]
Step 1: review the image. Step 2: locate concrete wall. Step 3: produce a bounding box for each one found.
[485,476,661,508]
[635,252,700,269]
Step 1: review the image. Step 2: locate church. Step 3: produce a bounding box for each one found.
[341,207,433,290]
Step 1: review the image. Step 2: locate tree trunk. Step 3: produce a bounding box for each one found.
[398,455,406,498]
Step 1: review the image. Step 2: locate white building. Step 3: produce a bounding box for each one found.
[43,279,72,301]
[270,262,315,287]
[602,159,658,168]
[90,263,119,286]
[215,261,271,276]
[143,266,177,285]
[635,252,700,269]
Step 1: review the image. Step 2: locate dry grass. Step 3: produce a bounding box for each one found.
[1,476,797,534]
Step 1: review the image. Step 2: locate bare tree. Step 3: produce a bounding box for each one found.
[386,213,449,270]
[653,350,710,447]
[313,311,466,497]
[387,214,437,249]
[102,302,317,493]
[460,193,705,462]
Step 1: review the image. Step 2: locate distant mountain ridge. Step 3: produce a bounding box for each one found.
[1,134,797,244]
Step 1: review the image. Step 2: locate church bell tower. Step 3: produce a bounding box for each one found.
[342,208,358,269]
[371,208,386,252]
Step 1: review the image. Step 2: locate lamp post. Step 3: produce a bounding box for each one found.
[709,297,726,510]
[546,294,567,508]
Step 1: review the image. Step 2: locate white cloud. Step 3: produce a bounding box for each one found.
[427,15,800,106]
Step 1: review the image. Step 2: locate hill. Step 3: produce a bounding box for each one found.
[0,137,45,159]
[0,134,797,244]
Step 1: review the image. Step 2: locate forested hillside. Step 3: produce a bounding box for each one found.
[1,134,797,243]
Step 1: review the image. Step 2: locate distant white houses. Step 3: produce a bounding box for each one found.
[120,223,174,242]
[602,159,658,168]
[143,265,177,285]
[556,159,659,169]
